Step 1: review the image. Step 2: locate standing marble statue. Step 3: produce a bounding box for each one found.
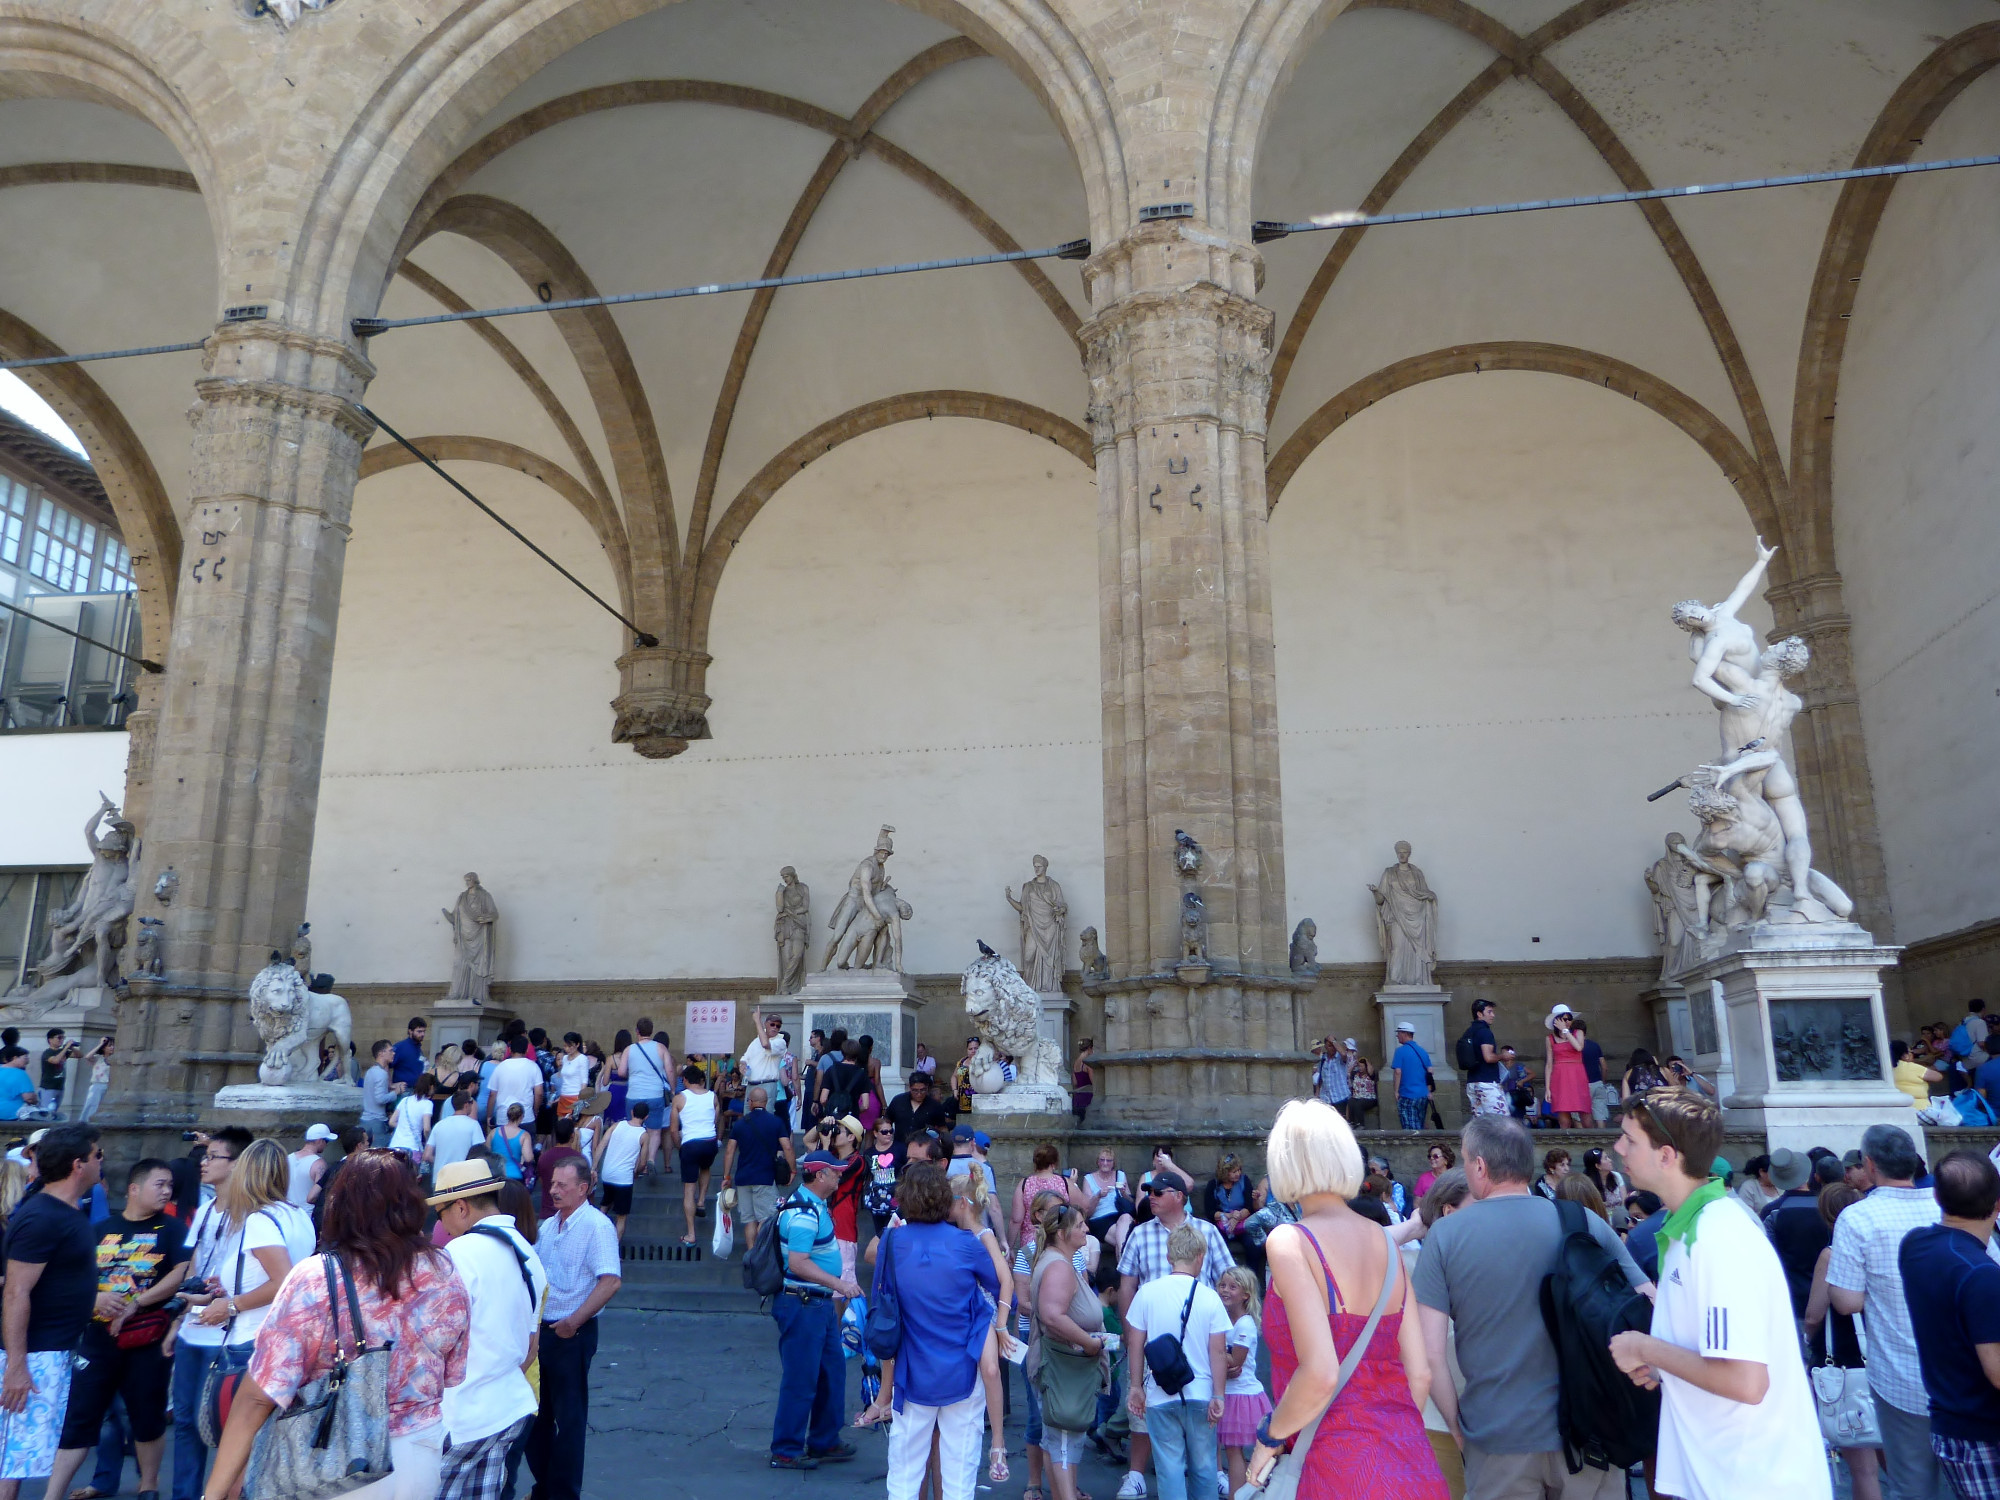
[1006,856,1068,993]
[1369,841,1438,987]
[13,795,138,1002]
[823,826,899,971]
[1645,833,1721,980]
[774,867,811,994]
[442,872,498,1004]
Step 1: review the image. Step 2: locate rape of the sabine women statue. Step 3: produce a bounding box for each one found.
[823,826,911,972]
[1005,856,1067,993]
[8,795,137,1008]
[1369,842,1438,987]
[1663,541,1854,934]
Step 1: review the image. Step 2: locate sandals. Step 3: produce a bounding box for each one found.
[988,1446,1010,1483]
[1022,1489,1045,1500]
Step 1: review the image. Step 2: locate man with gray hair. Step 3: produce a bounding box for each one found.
[1827,1124,1992,1500]
[1413,1115,1650,1499]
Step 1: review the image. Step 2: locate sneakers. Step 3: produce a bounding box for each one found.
[1116,1473,1148,1499]
[1218,1473,1231,1498]
[768,1454,818,1470]
[808,1441,858,1462]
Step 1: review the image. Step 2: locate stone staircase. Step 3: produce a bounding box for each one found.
[601,1174,767,1313]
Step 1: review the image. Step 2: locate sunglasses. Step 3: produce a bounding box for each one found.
[1145,1183,1181,1197]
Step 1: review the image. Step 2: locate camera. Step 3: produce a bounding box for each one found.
[181,1131,201,1142]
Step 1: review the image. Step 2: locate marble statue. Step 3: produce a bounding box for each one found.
[247,954,355,1087]
[153,866,177,905]
[774,867,811,994]
[1673,538,1777,710]
[822,826,900,971]
[961,948,1063,1086]
[292,922,313,979]
[1369,841,1438,987]
[134,916,165,977]
[1079,926,1110,983]
[9,795,137,1006]
[442,872,498,1004]
[1289,918,1319,977]
[1180,889,1208,962]
[831,882,913,972]
[1006,856,1068,993]
[1645,833,1720,980]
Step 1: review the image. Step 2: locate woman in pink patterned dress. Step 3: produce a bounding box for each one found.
[1248,1100,1447,1500]
[204,1150,470,1500]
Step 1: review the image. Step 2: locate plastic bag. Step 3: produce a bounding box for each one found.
[710,1205,734,1258]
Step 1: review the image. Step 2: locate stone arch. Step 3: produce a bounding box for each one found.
[690,391,1092,646]
[1207,0,1351,238]
[284,0,1122,343]
[0,13,231,270]
[1265,341,1782,546]
[355,435,634,618]
[1789,20,2000,575]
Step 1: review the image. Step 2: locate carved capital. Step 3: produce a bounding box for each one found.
[1079,282,1274,444]
[610,689,712,758]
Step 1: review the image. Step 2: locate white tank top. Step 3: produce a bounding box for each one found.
[286,1151,317,1207]
[678,1088,717,1142]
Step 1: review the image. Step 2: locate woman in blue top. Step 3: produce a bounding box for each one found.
[857,1162,1000,1500]
[489,1101,536,1180]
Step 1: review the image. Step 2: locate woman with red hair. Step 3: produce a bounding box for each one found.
[202,1150,470,1500]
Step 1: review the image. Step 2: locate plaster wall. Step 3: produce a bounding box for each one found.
[0,731,131,867]
[1834,71,2000,946]
[1271,372,1772,964]
[305,417,1103,984]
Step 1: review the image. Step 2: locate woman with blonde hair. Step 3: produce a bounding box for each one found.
[1029,1202,1107,1500]
[1247,1099,1446,1498]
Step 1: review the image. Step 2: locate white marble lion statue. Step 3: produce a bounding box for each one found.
[247,956,353,1087]
[961,950,1062,1088]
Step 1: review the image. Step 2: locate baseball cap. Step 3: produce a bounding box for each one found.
[1147,1170,1189,1197]
[951,1125,975,1143]
[972,1131,991,1150]
[798,1150,842,1174]
[304,1123,336,1142]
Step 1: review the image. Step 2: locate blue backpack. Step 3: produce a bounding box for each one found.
[1948,1021,1976,1060]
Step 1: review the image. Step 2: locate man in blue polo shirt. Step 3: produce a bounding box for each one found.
[769,1151,862,1472]
[391,1016,428,1089]
[1388,1021,1432,1132]
[722,1086,794,1252]
[1898,1149,2000,1499]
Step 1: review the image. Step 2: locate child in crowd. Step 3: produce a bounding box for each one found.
[1216,1265,1271,1499]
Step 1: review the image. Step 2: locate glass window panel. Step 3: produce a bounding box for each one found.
[0,874,35,993]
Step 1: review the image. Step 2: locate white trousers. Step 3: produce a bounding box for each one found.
[886,1390,984,1500]
[343,1424,444,1500]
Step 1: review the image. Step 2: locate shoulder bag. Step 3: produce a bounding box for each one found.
[1811,1314,1880,1449]
[862,1227,902,1358]
[1032,1255,1106,1432]
[244,1253,394,1500]
[1234,1224,1398,1500]
[198,1207,279,1447]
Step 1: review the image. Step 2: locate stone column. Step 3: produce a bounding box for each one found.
[1079,223,1310,1131]
[1764,571,1893,945]
[119,322,374,1126]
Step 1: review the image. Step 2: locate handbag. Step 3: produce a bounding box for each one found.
[198,1210,278,1448]
[863,1227,903,1359]
[1143,1280,1200,1395]
[244,1253,394,1500]
[1234,1224,1399,1500]
[1036,1340,1103,1431]
[1811,1315,1880,1449]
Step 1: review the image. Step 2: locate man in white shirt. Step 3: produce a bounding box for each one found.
[426,1080,485,1175]
[1610,1089,1829,1500]
[429,1161,549,1500]
[740,1008,790,1114]
[526,1158,621,1500]
[592,1103,648,1240]
[1123,1224,1229,1500]
[488,1036,544,1130]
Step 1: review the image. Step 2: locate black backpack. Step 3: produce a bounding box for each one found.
[1539,1198,1660,1473]
[1455,1025,1484,1072]
[821,1062,861,1119]
[744,1191,830,1299]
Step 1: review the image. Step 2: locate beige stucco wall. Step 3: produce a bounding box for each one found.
[1835,70,2000,947]
[1271,371,1772,963]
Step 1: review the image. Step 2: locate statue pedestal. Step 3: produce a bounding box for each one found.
[1683,924,1910,1157]
[213,1080,364,1120]
[1373,986,1456,1088]
[1643,981,1732,1099]
[1036,990,1074,1065]
[429,999,515,1050]
[970,1083,1071,1115]
[796,969,925,1078]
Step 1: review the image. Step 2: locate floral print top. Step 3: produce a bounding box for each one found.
[250,1250,470,1436]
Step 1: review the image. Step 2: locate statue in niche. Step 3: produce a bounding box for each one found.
[1180,890,1208,963]
[442,872,498,1004]
[1645,833,1725,981]
[1289,918,1319,978]
[823,826,904,971]
[774,868,811,994]
[1079,926,1110,983]
[1368,841,1438,988]
[1006,856,1068,993]
[11,795,137,1005]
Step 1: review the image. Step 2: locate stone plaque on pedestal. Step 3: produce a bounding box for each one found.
[795,969,925,1078]
[1373,986,1455,1088]
[430,1000,516,1051]
[1684,924,1911,1157]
